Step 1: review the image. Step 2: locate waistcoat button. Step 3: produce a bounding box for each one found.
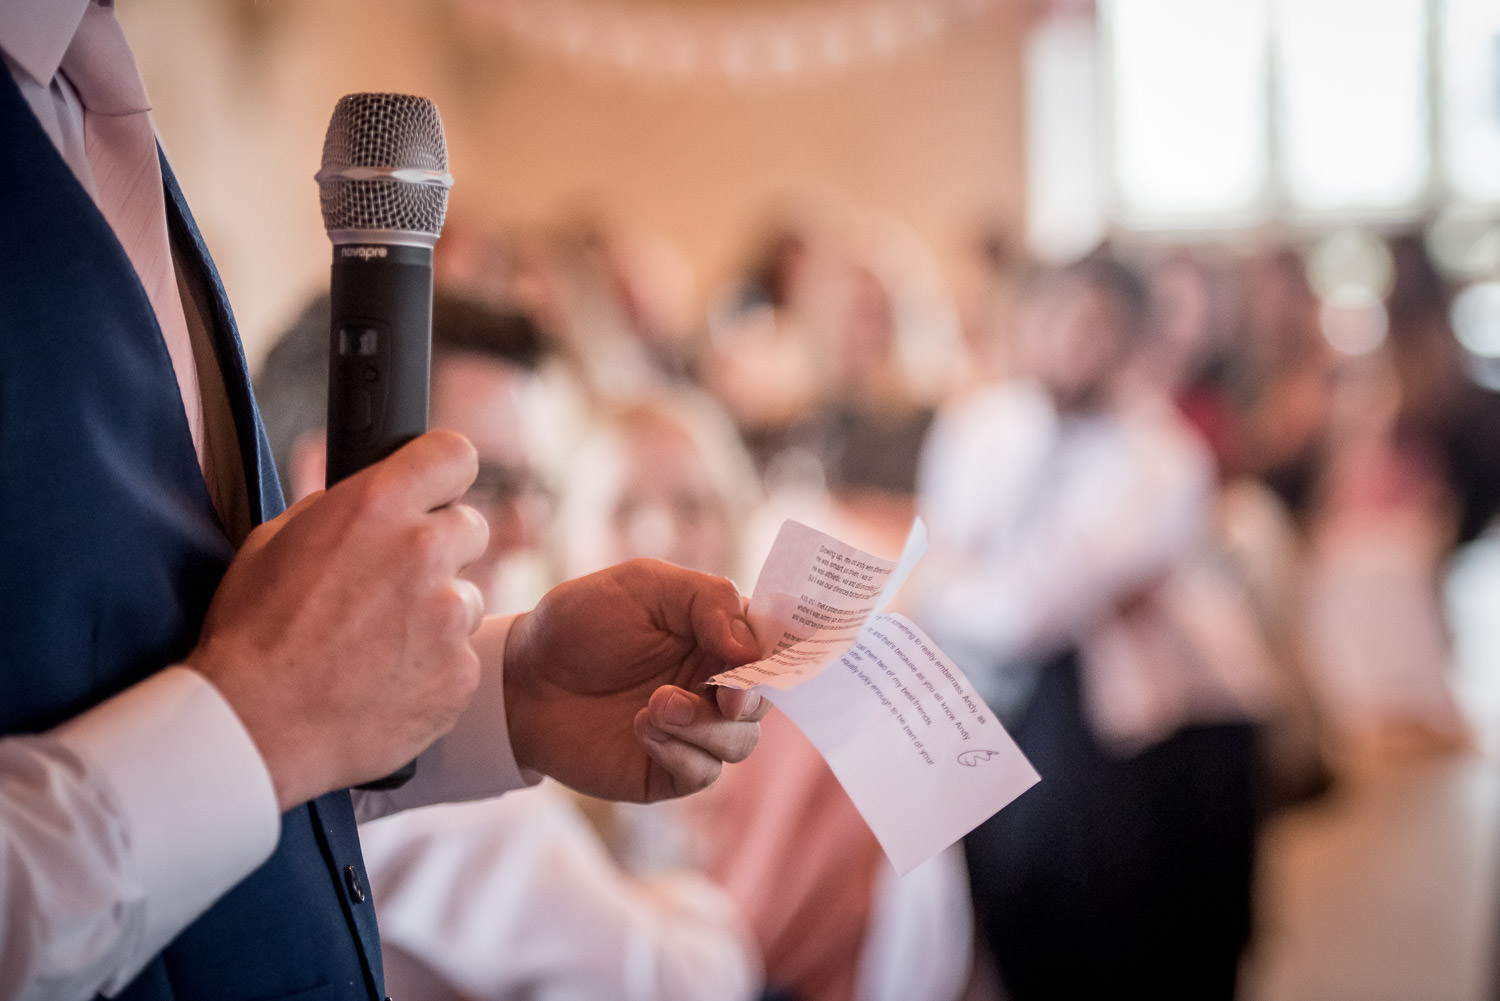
[343,864,366,904]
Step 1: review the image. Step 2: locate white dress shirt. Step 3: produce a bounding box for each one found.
[0,6,528,1000]
[916,377,1281,754]
[359,786,763,1001]
[914,379,1214,720]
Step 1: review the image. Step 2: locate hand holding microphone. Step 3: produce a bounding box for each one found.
[189,432,487,812]
[185,94,490,809]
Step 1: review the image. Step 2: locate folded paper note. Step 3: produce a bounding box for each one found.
[712,519,1040,874]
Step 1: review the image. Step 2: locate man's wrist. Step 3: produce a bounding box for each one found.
[184,646,318,813]
[49,667,282,957]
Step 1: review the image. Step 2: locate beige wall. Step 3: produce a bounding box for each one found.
[120,0,1028,369]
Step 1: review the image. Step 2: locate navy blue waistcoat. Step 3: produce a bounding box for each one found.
[0,72,386,1001]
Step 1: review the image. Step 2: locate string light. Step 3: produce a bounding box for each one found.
[458,0,1004,86]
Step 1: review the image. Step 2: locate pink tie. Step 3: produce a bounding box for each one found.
[59,4,207,470]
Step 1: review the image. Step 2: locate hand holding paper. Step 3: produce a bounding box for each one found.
[711,520,1039,874]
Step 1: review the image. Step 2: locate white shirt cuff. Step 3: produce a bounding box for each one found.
[50,666,280,967]
[354,613,539,822]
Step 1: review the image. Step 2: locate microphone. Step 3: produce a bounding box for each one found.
[316,92,453,790]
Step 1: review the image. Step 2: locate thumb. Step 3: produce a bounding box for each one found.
[689,583,761,667]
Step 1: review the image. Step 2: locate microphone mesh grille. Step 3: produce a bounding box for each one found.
[319,93,449,237]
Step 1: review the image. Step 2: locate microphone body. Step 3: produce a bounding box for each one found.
[317,92,453,791]
[325,243,432,487]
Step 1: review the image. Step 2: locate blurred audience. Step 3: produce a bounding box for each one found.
[509,215,700,407]
[551,390,761,586]
[260,197,1500,1001]
[1297,232,1477,767]
[700,216,847,473]
[949,227,1034,394]
[1144,248,1334,810]
[254,291,764,1001]
[1372,228,1500,549]
[779,217,962,553]
[704,210,962,559]
[1219,246,1342,523]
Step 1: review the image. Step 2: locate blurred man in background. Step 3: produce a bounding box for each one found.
[256,290,766,1001]
[915,252,1267,1001]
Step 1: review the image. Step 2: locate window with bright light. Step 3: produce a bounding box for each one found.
[1105,0,1269,228]
[1078,0,1500,233]
[1273,0,1429,215]
[1441,0,1500,206]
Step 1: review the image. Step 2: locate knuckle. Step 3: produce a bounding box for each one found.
[451,644,482,700]
[431,581,474,634]
[409,522,449,576]
[460,503,490,542]
[705,572,738,601]
[424,640,480,721]
[449,504,490,554]
[624,556,669,582]
[347,472,397,523]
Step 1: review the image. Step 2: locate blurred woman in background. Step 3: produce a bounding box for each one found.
[552,388,974,1001]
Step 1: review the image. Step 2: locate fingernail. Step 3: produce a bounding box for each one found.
[730,618,756,652]
[665,690,695,726]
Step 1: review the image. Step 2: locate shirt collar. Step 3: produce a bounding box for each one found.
[0,0,95,87]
